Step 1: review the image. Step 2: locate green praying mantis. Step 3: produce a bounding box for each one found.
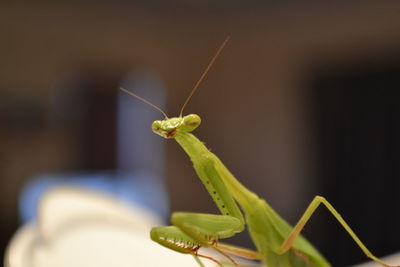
[119,37,399,267]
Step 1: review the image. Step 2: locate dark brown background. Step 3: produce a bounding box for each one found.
[1,2,400,266]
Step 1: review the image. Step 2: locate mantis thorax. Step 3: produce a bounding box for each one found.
[152,114,201,139]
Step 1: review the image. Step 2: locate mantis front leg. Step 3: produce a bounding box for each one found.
[151,213,243,266]
[150,225,217,266]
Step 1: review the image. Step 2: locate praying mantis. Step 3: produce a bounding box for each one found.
[119,37,398,267]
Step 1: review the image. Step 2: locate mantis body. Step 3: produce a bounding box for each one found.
[120,38,398,267]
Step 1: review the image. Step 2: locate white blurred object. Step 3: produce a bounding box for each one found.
[5,186,217,267]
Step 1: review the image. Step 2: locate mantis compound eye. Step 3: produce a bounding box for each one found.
[184,114,201,126]
[152,120,162,132]
[183,114,201,132]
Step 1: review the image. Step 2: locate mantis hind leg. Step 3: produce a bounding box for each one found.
[216,242,262,260]
[277,196,399,267]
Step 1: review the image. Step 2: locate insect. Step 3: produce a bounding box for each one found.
[119,37,398,267]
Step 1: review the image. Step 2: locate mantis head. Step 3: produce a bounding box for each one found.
[152,114,201,139]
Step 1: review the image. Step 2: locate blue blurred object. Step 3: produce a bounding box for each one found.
[20,68,168,223]
[19,171,169,222]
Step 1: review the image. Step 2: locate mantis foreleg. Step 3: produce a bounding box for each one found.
[151,213,243,266]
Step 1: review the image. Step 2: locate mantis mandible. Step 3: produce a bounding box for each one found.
[119,37,398,267]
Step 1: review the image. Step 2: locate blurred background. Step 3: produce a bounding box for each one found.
[1,2,400,266]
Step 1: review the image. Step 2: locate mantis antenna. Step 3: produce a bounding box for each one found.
[179,36,231,117]
[119,36,230,119]
[118,87,169,119]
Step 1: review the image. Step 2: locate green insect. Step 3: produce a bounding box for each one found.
[119,37,398,267]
